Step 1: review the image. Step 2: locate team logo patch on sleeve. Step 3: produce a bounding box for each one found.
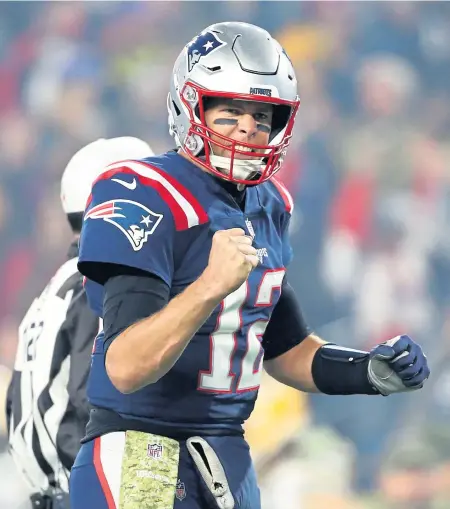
[187,31,226,72]
[85,199,163,251]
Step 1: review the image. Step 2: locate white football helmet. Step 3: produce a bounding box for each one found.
[167,22,300,185]
[61,137,154,215]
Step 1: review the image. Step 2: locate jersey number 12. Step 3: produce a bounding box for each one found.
[198,269,285,393]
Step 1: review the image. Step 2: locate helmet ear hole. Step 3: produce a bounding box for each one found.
[172,100,181,117]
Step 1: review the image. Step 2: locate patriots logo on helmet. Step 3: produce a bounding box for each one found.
[187,31,226,72]
[85,199,163,251]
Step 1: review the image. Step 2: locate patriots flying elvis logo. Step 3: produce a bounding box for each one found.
[187,31,226,72]
[84,199,163,251]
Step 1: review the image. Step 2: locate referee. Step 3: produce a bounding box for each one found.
[6,137,153,509]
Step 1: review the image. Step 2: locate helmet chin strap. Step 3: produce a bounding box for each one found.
[208,154,264,183]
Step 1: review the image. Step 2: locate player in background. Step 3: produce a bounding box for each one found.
[6,137,153,509]
[70,22,430,509]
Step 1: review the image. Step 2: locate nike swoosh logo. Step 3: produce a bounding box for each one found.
[111,177,137,190]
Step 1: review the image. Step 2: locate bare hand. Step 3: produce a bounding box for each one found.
[200,228,258,300]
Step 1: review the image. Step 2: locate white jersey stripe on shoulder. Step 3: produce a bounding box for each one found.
[99,432,126,507]
[272,178,294,214]
[105,160,200,228]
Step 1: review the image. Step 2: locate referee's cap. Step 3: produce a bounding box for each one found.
[61,137,154,215]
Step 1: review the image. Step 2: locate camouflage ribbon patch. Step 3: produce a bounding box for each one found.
[119,431,180,509]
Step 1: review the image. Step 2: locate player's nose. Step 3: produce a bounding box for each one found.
[236,113,258,141]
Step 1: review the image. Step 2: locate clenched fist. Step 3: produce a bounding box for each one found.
[200,228,259,300]
[368,335,430,396]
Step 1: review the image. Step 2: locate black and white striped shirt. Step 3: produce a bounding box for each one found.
[6,242,99,494]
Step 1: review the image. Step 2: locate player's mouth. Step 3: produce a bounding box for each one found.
[223,144,264,160]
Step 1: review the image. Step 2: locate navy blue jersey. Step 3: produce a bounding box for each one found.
[79,152,294,435]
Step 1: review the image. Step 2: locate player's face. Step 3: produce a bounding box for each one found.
[204,98,273,160]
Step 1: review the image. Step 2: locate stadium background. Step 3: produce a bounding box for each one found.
[1,2,450,507]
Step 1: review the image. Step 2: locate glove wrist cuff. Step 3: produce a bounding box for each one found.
[312,344,380,395]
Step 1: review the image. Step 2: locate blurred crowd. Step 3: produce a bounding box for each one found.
[1,2,450,507]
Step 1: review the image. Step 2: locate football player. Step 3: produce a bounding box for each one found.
[69,23,430,509]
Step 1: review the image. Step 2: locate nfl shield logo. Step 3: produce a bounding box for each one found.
[175,479,186,501]
[147,443,163,459]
